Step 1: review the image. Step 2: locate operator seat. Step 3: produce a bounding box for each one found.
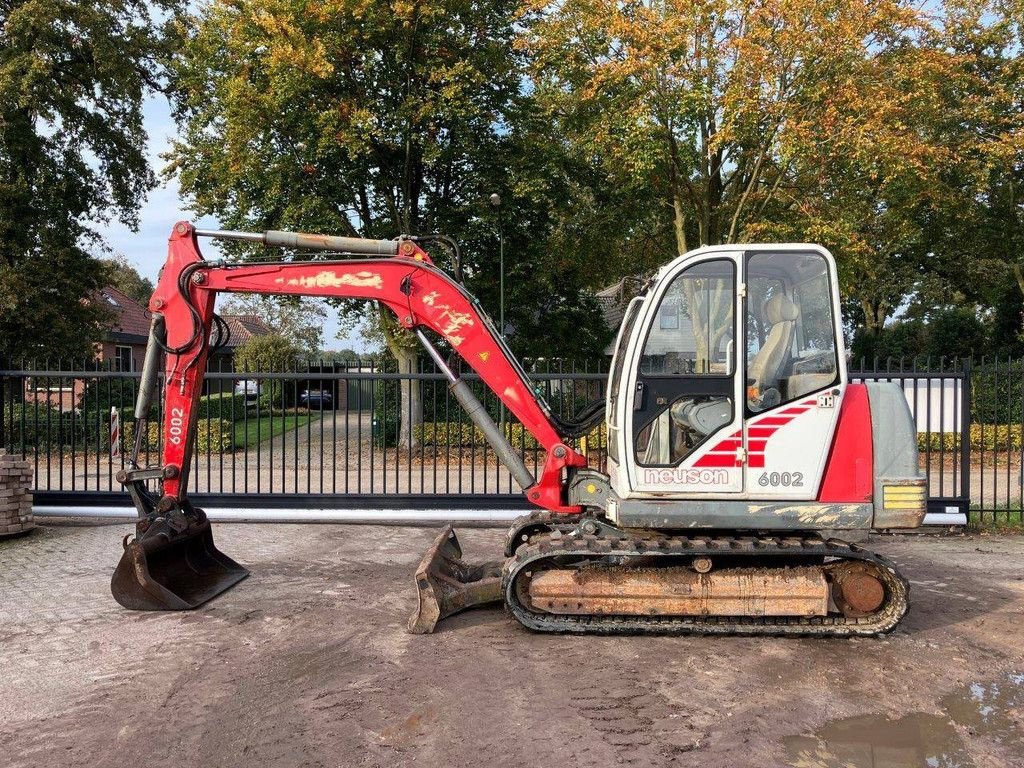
[748,293,799,409]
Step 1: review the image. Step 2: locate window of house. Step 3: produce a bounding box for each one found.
[114,345,134,372]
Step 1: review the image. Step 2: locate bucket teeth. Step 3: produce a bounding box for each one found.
[408,526,503,634]
[111,509,249,611]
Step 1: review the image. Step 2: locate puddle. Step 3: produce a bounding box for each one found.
[784,712,972,768]
[942,672,1024,748]
[784,672,1023,768]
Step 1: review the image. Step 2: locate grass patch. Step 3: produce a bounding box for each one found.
[966,513,1024,534]
[233,414,316,449]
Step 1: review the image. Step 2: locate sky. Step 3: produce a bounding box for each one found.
[96,93,369,353]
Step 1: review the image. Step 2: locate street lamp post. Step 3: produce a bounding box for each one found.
[489,193,504,342]
[490,193,507,443]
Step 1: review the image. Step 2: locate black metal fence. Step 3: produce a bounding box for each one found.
[0,357,607,510]
[2,355,1019,524]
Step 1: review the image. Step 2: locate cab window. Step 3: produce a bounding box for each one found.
[634,260,735,466]
[746,252,839,413]
[641,261,734,376]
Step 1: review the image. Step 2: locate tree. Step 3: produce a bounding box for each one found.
[233,333,301,405]
[219,293,328,356]
[0,0,180,362]
[100,253,156,306]
[921,0,1024,318]
[524,0,942,252]
[168,0,536,447]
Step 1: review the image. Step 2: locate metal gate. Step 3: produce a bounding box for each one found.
[1,357,993,521]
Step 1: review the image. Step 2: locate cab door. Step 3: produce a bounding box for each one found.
[741,248,845,498]
[623,253,745,496]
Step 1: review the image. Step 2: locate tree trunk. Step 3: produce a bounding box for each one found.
[1012,263,1024,299]
[378,307,422,450]
[396,345,422,450]
[859,298,889,337]
[672,192,688,255]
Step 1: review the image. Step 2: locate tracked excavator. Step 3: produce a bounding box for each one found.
[111,221,926,636]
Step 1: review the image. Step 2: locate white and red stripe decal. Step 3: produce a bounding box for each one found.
[693,398,816,469]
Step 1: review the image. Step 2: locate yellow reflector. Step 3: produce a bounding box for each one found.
[883,484,925,511]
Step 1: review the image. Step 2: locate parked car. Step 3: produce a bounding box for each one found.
[234,379,260,406]
[300,389,333,410]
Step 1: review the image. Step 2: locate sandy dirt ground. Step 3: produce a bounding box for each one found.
[0,524,1022,768]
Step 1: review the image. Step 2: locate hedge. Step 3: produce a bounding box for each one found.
[123,418,233,454]
[413,421,607,451]
[3,403,74,451]
[919,424,1023,452]
[2,404,134,451]
[197,392,248,421]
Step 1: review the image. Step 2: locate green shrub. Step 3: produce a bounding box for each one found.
[197,392,247,421]
[412,421,607,452]
[79,375,139,413]
[2,403,79,451]
[918,424,1023,452]
[123,418,233,453]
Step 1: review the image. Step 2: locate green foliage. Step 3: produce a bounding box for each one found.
[197,392,248,421]
[167,0,619,367]
[99,254,155,306]
[926,309,988,361]
[919,424,1023,452]
[850,319,925,364]
[233,334,301,371]
[850,307,988,364]
[0,0,182,362]
[3,403,73,451]
[971,360,1024,424]
[3,402,135,452]
[219,293,328,356]
[79,376,141,415]
[414,422,607,451]
[233,334,301,405]
[124,418,232,454]
[988,286,1024,357]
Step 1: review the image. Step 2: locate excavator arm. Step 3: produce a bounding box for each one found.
[139,221,586,512]
[112,221,587,612]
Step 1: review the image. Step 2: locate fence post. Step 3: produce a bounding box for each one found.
[960,358,972,518]
[0,356,5,451]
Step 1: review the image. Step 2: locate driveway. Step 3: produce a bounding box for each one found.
[1,524,1022,767]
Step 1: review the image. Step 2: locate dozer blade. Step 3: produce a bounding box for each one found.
[408,526,503,634]
[111,512,249,611]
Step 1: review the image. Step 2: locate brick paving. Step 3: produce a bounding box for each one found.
[1,524,1023,767]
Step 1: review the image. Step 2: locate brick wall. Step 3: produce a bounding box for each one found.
[0,451,33,537]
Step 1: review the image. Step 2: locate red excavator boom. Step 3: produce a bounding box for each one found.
[112,222,585,611]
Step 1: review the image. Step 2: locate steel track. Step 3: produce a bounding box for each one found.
[502,521,910,637]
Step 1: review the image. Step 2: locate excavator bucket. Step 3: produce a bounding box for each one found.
[111,513,249,611]
[408,526,504,634]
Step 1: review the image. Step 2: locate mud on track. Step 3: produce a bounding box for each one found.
[1,524,1022,767]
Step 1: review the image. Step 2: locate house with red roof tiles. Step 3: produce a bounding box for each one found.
[95,288,272,371]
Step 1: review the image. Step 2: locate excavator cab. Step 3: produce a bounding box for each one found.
[602,246,869,530]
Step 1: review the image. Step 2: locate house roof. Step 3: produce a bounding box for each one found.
[595,276,646,331]
[95,287,273,351]
[99,285,150,342]
[594,276,648,354]
[219,314,273,349]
